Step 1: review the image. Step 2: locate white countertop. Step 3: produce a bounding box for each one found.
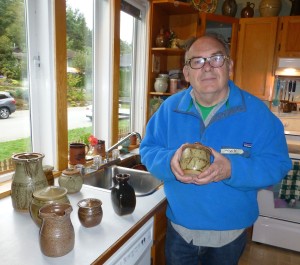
[0,184,166,265]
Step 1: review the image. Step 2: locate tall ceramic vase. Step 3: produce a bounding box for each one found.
[111,173,136,216]
[259,0,282,16]
[11,152,48,211]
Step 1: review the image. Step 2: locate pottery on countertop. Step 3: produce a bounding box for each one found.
[77,198,103,228]
[59,168,83,194]
[39,203,74,257]
[179,143,212,175]
[30,186,70,227]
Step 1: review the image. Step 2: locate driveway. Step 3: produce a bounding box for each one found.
[0,107,91,142]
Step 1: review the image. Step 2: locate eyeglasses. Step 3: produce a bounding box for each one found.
[185,55,229,69]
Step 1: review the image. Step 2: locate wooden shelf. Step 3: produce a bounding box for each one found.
[152,47,186,55]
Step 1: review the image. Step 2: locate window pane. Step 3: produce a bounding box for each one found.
[0,0,31,173]
[66,0,93,146]
[119,11,134,139]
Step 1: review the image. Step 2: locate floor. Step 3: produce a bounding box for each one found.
[239,240,300,265]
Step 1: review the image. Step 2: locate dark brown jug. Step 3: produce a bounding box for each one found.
[222,0,237,17]
[241,2,255,18]
[111,173,136,216]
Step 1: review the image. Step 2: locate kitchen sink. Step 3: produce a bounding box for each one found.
[83,155,163,196]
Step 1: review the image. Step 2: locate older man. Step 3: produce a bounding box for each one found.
[140,34,291,265]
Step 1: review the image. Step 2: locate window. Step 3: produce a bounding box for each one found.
[0,0,149,180]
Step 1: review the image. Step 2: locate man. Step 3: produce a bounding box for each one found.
[140,34,292,265]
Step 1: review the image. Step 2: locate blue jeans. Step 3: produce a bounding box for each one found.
[165,220,247,265]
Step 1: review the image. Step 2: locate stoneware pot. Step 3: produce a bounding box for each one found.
[11,152,48,211]
[30,186,70,227]
[59,168,83,194]
[179,143,212,175]
[259,0,282,17]
[39,203,74,257]
[241,2,255,17]
[77,198,103,228]
[43,165,54,186]
[154,77,168,93]
[69,142,89,165]
[111,173,136,216]
[222,0,238,17]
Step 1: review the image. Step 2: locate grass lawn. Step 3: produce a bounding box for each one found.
[0,119,129,162]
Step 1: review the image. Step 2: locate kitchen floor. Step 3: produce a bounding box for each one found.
[239,240,300,265]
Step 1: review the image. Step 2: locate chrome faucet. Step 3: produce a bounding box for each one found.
[106,132,142,160]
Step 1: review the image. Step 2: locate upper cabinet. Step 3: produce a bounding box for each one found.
[147,0,238,118]
[276,16,300,58]
[234,17,278,101]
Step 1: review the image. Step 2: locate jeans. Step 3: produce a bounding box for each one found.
[165,220,247,265]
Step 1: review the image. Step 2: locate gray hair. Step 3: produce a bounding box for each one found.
[184,33,230,62]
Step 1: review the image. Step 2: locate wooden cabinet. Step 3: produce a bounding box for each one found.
[151,199,167,265]
[276,16,300,58]
[234,17,278,101]
[147,0,238,119]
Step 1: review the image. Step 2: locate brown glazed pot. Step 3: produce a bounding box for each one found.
[179,143,212,175]
[39,203,74,257]
[77,198,103,228]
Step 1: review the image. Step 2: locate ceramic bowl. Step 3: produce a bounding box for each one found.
[77,198,103,228]
[179,143,212,175]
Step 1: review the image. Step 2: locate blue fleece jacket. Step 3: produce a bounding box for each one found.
[140,80,292,230]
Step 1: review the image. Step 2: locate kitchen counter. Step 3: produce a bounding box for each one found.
[0,183,166,264]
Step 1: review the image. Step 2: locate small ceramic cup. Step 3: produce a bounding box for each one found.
[77,198,103,228]
[179,143,212,175]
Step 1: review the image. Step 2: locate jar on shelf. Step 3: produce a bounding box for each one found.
[241,2,255,18]
[154,77,168,93]
[259,0,281,17]
[222,0,237,17]
[93,140,106,158]
[155,28,167,48]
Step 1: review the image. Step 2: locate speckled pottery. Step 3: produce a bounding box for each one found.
[59,168,83,194]
[77,198,103,228]
[39,203,74,257]
[11,152,48,211]
[111,174,136,216]
[30,186,70,227]
[179,143,212,175]
[259,0,282,16]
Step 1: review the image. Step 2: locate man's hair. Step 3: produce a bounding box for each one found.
[184,33,230,62]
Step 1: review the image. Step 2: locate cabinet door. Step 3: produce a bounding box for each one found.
[277,16,300,58]
[234,17,278,101]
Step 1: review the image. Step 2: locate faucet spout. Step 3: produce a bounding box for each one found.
[106,132,142,160]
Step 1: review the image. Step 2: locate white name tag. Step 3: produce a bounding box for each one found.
[221,148,244,155]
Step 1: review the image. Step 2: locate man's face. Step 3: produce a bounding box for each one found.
[183,37,233,104]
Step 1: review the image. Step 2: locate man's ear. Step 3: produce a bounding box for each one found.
[228,59,234,77]
[183,65,190,82]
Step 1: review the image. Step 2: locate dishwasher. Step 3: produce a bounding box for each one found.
[104,217,154,265]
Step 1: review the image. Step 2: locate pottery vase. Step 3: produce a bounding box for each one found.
[259,0,282,16]
[155,28,167,48]
[78,198,103,228]
[39,203,74,257]
[93,140,106,158]
[11,152,48,211]
[222,0,237,17]
[58,168,83,194]
[111,173,136,216]
[30,186,70,227]
[154,77,168,93]
[241,2,255,17]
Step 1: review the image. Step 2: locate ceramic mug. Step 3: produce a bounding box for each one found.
[69,143,89,165]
